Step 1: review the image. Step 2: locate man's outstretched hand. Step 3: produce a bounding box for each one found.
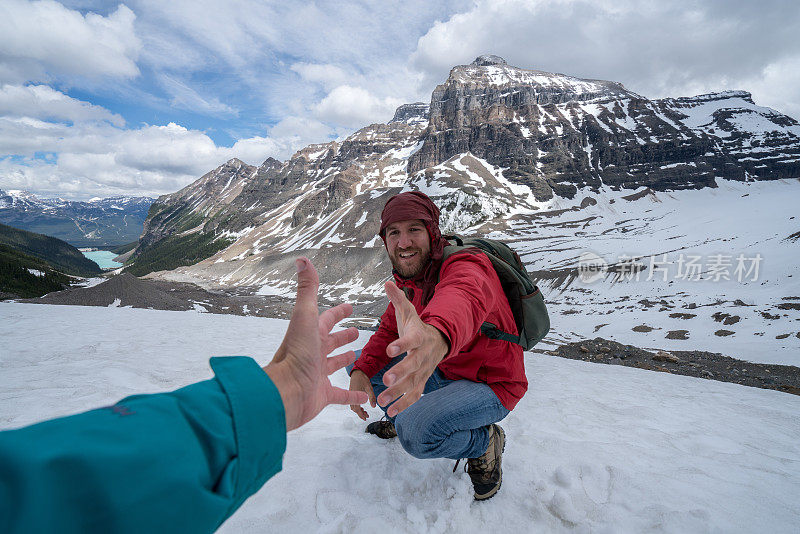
[349,369,376,421]
[263,257,368,431]
[376,281,449,417]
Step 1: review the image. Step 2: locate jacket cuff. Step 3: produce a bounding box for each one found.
[352,358,379,379]
[209,356,287,499]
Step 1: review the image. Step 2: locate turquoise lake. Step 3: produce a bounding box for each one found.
[82,250,123,269]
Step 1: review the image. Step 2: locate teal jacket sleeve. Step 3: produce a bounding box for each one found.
[0,356,286,534]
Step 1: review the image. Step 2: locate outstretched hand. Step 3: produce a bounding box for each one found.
[376,281,450,417]
[263,257,368,431]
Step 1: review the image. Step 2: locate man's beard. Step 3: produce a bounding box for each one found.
[390,248,431,278]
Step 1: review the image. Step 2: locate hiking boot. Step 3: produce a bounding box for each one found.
[467,424,505,500]
[365,418,397,439]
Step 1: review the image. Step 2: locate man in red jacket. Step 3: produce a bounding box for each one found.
[348,191,526,500]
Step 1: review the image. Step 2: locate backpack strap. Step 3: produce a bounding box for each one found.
[439,235,523,347]
[439,234,550,350]
[480,322,521,345]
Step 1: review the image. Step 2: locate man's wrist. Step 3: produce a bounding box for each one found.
[350,368,368,380]
[423,323,450,363]
[263,361,303,431]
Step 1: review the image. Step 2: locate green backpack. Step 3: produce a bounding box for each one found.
[439,235,550,350]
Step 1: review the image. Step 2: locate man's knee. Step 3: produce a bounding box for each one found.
[394,410,437,459]
[369,374,383,390]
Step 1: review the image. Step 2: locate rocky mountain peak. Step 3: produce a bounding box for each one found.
[444,59,635,103]
[0,190,11,209]
[471,54,507,67]
[164,157,256,210]
[0,191,154,246]
[0,189,43,210]
[409,60,799,194]
[260,157,282,170]
[294,143,337,162]
[665,90,754,107]
[409,62,642,175]
[223,158,246,169]
[130,57,800,286]
[389,102,429,124]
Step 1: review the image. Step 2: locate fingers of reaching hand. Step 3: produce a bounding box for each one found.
[384,281,407,307]
[377,356,424,410]
[385,281,417,330]
[385,386,423,417]
[283,257,321,346]
[387,282,414,314]
[379,365,426,417]
[293,257,319,312]
[330,386,368,407]
[325,327,358,355]
[319,304,357,356]
[386,323,424,357]
[386,334,410,358]
[325,350,358,375]
[319,303,354,334]
[351,403,369,421]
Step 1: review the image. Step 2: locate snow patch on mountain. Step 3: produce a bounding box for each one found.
[154,157,799,367]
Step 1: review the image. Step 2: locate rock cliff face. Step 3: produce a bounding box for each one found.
[131,110,429,274]
[389,102,429,124]
[408,57,799,199]
[131,56,800,291]
[137,158,256,249]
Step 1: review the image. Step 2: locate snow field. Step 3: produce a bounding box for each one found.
[2,303,799,533]
[507,178,800,366]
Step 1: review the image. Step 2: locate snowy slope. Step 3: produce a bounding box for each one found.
[163,163,800,367]
[2,303,799,533]
[495,177,800,366]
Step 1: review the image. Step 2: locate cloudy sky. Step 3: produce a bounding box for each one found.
[1,0,798,200]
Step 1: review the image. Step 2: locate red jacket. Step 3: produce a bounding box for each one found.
[352,251,527,410]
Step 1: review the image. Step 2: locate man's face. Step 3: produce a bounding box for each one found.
[384,219,431,278]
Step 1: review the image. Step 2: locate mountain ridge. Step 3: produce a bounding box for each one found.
[127,56,800,298]
[0,190,155,247]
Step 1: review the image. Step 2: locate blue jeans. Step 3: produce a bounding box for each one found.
[348,350,510,460]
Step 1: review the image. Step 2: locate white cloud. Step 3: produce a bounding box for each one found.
[315,85,404,128]
[134,0,275,70]
[0,84,338,199]
[107,123,221,175]
[0,155,196,199]
[0,117,225,198]
[226,116,338,163]
[743,56,800,120]
[290,63,350,90]
[226,136,285,167]
[268,116,332,142]
[4,0,798,202]
[0,84,125,126]
[0,116,73,155]
[0,0,141,83]
[410,0,800,118]
[157,74,239,117]
[0,159,87,197]
[131,0,464,127]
